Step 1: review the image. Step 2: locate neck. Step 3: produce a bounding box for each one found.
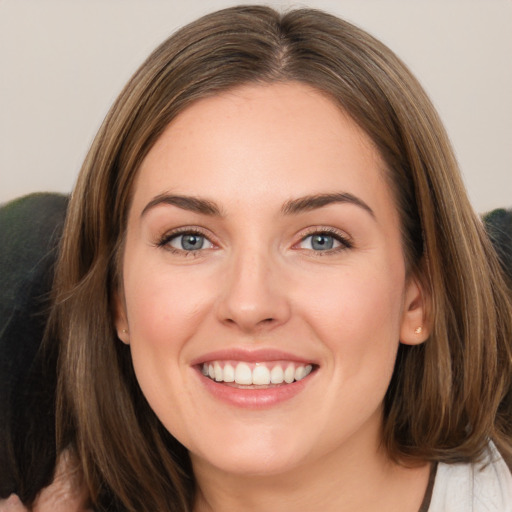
[191,421,431,512]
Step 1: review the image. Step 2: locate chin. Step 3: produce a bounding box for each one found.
[188,427,313,477]
[196,448,307,477]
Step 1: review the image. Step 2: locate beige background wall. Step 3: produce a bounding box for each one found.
[1,0,511,213]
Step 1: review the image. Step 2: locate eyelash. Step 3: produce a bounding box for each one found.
[155,226,353,256]
[296,227,353,255]
[156,227,214,256]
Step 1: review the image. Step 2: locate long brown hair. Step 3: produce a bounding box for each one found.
[51,6,512,511]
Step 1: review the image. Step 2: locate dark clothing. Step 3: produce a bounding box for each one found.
[0,193,68,502]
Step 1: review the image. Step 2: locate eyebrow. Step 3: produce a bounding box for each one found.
[281,192,375,218]
[141,191,375,219]
[141,194,224,217]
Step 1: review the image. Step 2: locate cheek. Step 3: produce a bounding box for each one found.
[121,257,218,403]
[298,264,404,373]
[298,265,405,434]
[120,260,223,445]
[124,259,213,343]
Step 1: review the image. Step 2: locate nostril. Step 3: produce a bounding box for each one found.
[222,316,276,331]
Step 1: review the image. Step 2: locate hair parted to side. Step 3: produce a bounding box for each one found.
[51,5,512,511]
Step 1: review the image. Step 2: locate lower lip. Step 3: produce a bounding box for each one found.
[196,369,313,409]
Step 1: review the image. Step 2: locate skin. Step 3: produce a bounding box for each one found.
[1,82,432,511]
[0,451,91,512]
[114,82,432,511]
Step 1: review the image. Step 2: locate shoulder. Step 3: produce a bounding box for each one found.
[429,442,512,511]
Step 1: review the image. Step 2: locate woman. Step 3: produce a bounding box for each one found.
[4,5,512,511]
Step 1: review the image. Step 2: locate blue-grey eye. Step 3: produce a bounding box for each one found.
[169,233,213,251]
[299,233,341,251]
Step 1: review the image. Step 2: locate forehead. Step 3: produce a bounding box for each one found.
[131,82,394,219]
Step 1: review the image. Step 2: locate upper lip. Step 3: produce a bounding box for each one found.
[190,348,319,366]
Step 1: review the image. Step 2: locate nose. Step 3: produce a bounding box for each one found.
[216,248,291,334]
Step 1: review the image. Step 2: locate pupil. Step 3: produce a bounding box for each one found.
[182,234,203,250]
[312,235,333,250]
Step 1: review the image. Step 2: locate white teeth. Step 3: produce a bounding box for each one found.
[295,364,313,381]
[295,366,306,381]
[284,365,295,383]
[223,363,235,382]
[252,364,271,385]
[234,362,253,385]
[214,362,223,381]
[270,365,284,384]
[201,361,314,385]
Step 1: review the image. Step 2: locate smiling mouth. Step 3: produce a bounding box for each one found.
[200,361,315,387]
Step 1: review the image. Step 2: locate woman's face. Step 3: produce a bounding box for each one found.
[116,82,427,477]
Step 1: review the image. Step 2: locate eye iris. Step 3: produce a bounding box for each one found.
[181,234,204,250]
[311,234,334,250]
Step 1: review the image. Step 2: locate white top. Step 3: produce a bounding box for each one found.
[428,443,512,511]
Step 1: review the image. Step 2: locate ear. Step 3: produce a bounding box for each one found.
[113,292,130,345]
[399,276,430,345]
